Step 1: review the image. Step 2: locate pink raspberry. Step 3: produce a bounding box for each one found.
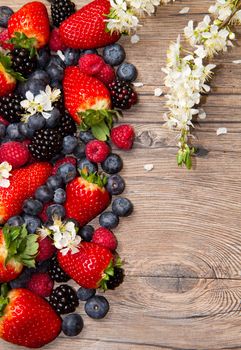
[92,227,118,251]
[85,140,110,163]
[96,64,116,86]
[0,141,30,168]
[78,54,105,76]
[52,156,77,175]
[0,29,14,50]
[36,236,56,262]
[38,202,54,223]
[27,272,54,298]
[49,28,66,52]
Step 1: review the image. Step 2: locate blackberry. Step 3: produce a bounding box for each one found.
[10,48,37,78]
[29,128,63,161]
[106,267,124,290]
[48,255,70,282]
[0,92,24,123]
[51,0,76,27]
[109,79,137,110]
[57,111,77,138]
[49,284,79,315]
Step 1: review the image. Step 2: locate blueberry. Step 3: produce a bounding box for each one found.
[22,198,43,215]
[82,49,98,55]
[85,296,109,319]
[46,107,60,128]
[101,153,123,174]
[99,211,119,229]
[73,144,85,159]
[9,268,33,289]
[78,131,95,144]
[20,78,46,96]
[79,225,94,242]
[29,70,50,85]
[35,185,54,203]
[7,215,24,227]
[6,123,23,140]
[77,287,96,301]
[64,48,80,66]
[117,62,138,82]
[28,113,46,130]
[49,55,66,68]
[0,6,14,27]
[62,135,78,154]
[112,197,133,217]
[19,122,35,139]
[106,174,125,195]
[51,80,62,90]
[46,63,64,81]
[77,158,98,174]
[54,188,66,204]
[37,47,50,69]
[0,123,6,138]
[57,163,77,183]
[46,175,63,191]
[46,204,66,220]
[103,43,126,66]
[23,215,41,234]
[62,314,84,337]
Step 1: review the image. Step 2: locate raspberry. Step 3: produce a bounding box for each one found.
[0,29,14,50]
[49,28,67,52]
[92,227,118,251]
[0,141,30,168]
[36,236,56,262]
[96,64,115,86]
[0,115,9,126]
[85,140,110,163]
[52,156,77,175]
[78,54,105,76]
[27,272,54,297]
[38,202,54,223]
[111,124,135,150]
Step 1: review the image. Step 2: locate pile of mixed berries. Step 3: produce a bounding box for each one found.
[0,0,137,348]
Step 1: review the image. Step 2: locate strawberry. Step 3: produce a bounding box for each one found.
[0,162,52,224]
[0,54,16,97]
[57,241,115,289]
[0,225,39,283]
[59,0,120,49]
[0,285,62,348]
[8,2,50,49]
[65,172,111,227]
[0,141,30,168]
[111,124,135,150]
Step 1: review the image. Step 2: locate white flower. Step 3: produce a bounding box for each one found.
[0,161,12,188]
[166,35,181,68]
[106,2,140,35]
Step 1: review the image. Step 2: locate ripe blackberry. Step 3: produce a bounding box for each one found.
[48,255,70,282]
[109,79,137,110]
[10,48,37,78]
[51,0,76,27]
[106,267,124,290]
[0,92,24,123]
[58,111,77,138]
[49,284,79,315]
[29,128,63,161]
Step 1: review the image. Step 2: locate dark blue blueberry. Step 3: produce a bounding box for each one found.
[0,123,6,139]
[46,63,64,81]
[117,62,138,82]
[46,175,63,191]
[57,163,77,183]
[22,198,43,215]
[19,78,46,96]
[35,259,51,273]
[73,144,85,159]
[79,225,94,242]
[49,55,66,68]
[78,131,95,144]
[19,122,35,139]
[9,268,33,289]
[28,113,46,130]
[77,287,96,301]
[6,123,23,140]
[106,174,125,195]
[77,158,98,174]
[23,215,41,234]
[46,204,66,220]
[85,296,109,319]
[64,48,80,66]
[54,188,66,204]
[51,80,62,90]
[103,43,126,66]
[7,215,24,227]
[99,211,119,229]
[0,6,14,27]
[101,153,123,174]
[35,185,54,203]
[112,197,133,217]
[46,107,60,128]
[62,135,78,154]
[82,49,98,55]
[29,70,50,85]
[62,314,84,337]
[37,47,51,69]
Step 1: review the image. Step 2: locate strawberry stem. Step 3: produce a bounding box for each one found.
[79,170,108,188]
[0,52,26,82]
[9,32,37,58]
[99,257,123,291]
[0,284,9,317]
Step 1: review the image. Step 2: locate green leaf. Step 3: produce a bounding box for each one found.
[9,32,37,58]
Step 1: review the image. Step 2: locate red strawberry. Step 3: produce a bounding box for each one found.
[0,54,16,97]
[85,140,110,163]
[36,236,56,262]
[96,64,115,86]
[92,227,118,250]
[0,225,39,283]
[52,156,77,175]
[78,53,105,76]
[59,0,120,49]
[0,162,52,224]
[57,241,114,289]
[65,172,110,227]
[49,28,66,52]
[8,2,50,49]
[111,124,135,150]
[26,272,54,297]
[0,29,14,50]
[0,141,30,168]
[63,66,111,124]
[0,286,62,348]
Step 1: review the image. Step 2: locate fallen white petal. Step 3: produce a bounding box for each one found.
[130,34,140,44]
[179,7,189,14]
[144,163,154,171]
[232,60,241,64]
[133,82,144,87]
[57,50,65,61]
[198,108,206,120]
[154,88,163,97]
[216,127,227,136]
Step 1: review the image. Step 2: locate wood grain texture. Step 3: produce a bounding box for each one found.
[1,0,241,349]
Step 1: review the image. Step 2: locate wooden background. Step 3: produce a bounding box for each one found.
[2,0,241,349]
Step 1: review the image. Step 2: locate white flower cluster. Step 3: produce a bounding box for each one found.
[20,85,61,121]
[162,0,241,168]
[0,161,12,188]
